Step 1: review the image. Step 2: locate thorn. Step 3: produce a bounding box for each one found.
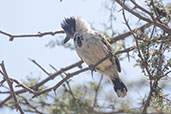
[127,52,130,62]
[53,89,57,96]
[9,36,14,41]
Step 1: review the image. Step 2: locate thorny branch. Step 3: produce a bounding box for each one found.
[122,6,153,114]
[32,51,116,98]
[0,22,153,43]
[93,75,103,107]
[0,47,134,109]
[28,58,51,76]
[115,0,171,33]
[120,0,171,113]
[20,96,43,114]
[0,30,64,41]
[0,61,24,114]
[109,22,152,43]
[0,60,83,107]
[49,64,76,99]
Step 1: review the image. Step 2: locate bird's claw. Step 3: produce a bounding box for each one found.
[89,65,96,72]
[89,65,96,79]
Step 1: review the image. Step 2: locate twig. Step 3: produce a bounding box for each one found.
[122,5,152,114]
[32,60,83,89]
[0,70,4,75]
[0,77,35,94]
[115,46,135,55]
[130,0,155,21]
[49,64,76,99]
[21,97,44,114]
[122,6,152,83]
[0,79,6,86]
[0,30,64,41]
[0,91,11,94]
[115,0,170,33]
[33,47,134,98]
[29,58,50,75]
[32,67,90,98]
[0,60,83,107]
[151,0,161,22]
[0,47,134,106]
[0,61,24,114]
[109,22,152,43]
[33,52,114,98]
[12,79,35,93]
[93,75,103,107]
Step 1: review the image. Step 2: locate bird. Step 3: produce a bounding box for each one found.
[61,17,127,98]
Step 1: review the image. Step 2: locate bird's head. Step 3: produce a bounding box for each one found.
[61,17,92,44]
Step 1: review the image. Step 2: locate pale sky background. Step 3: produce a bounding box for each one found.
[0,0,170,114]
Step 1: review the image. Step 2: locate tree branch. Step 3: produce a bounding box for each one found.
[109,22,152,43]
[115,0,170,33]
[29,58,51,76]
[93,75,103,107]
[20,96,43,114]
[122,5,153,114]
[0,47,134,107]
[0,60,83,107]
[0,30,64,41]
[0,61,24,114]
[32,47,134,98]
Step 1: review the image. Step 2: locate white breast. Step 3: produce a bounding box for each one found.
[74,32,106,64]
[74,31,119,77]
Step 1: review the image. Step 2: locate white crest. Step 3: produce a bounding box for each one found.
[75,17,93,32]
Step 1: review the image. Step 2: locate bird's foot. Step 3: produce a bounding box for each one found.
[88,65,96,72]
[89,65,96,79]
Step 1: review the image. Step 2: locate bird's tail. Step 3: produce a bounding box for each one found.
[111,77,128,98]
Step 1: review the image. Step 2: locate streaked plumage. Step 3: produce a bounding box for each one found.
[61,17,127,98]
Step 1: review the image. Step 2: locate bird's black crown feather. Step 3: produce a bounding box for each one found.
[61,17,76,35]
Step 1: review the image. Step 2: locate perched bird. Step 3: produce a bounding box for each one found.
[61,17,127,98]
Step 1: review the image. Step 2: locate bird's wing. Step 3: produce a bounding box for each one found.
[114,55,121,72]
[95,32,121,72]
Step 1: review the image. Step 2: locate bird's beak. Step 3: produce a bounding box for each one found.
[63,35,71,44]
